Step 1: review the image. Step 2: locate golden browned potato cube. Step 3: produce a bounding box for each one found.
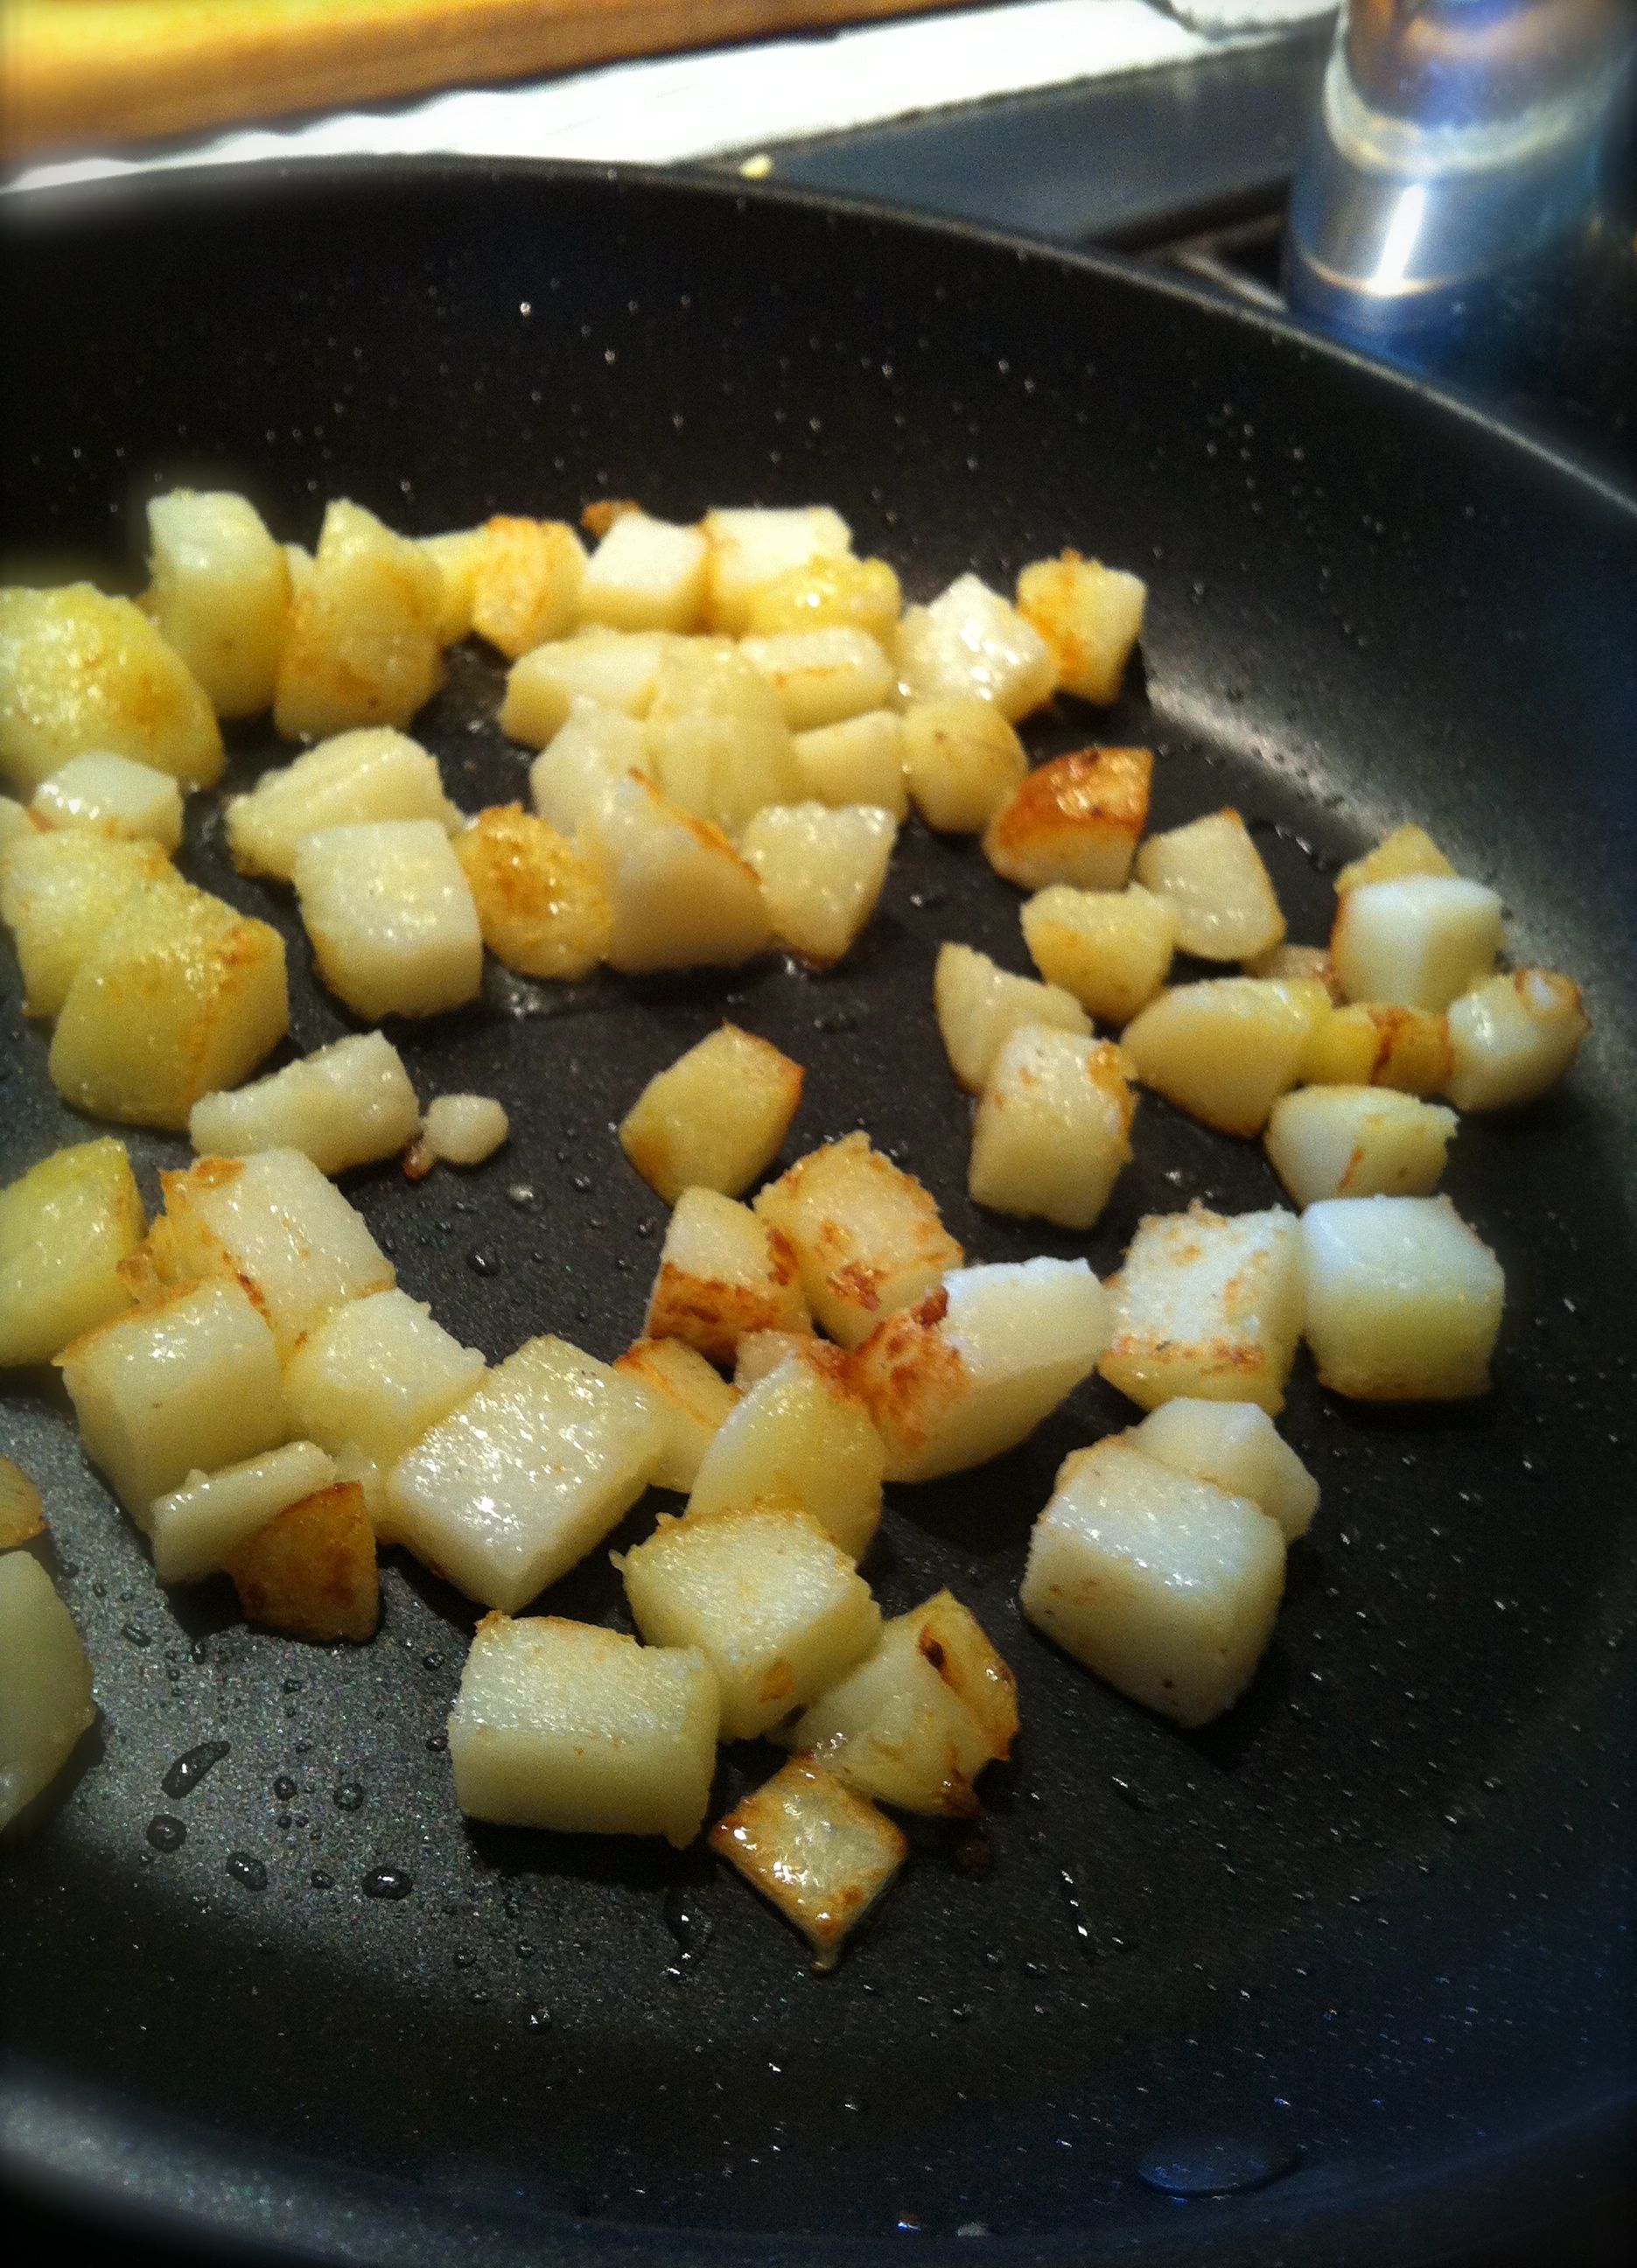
[1330,875,1503,1012]
[227,1480,379,1642]
[969,1025,1136,1230]
[753,1130,963,1350]
[145,489,290,718]
[0,584,224,794]
[1135,808,1285,961]
[1299,1000,1453,1094]
[272,499,444,739]
[791,710,908,819]
[780,1602,1003,1815]
[1300,1196,1504,1400]
[468,516,587,659]
[644,641,801,836]
[1333,822,1456,893]
[740,802,897,965]
[900,696,1028,833]
[419,526,488,642]
[743,553,901,642]
[0,1138,144,1367]
[1263,1084,1458,1207]
[0,828,176,1018]
[619,1024,804,1204]
[710,1758,906,1965]
[1015,550,1147,704]
[933,940,1089,1093]
[1445,969,1591,1111]
[613,1336,740,1492]
[0,1553,96,1830]
[49,879,288,1130]
[294,818,483,1020]
[702,506,855,634]
[896,574,1057,720]
[578,773,773,974]
[738,627,896,732]
[226,726,459,882]
[686,1351,886,1559]
[31,752,185,851]
[452,803,611,981]
[908,1589,1019,1760]
[1121,976,1330,1138]
[1099,1201,1303,1416]
[982,746,1152,892]
[499,629,673,746]
[645,1186,811,1368]
[579,512,709,634]
[1020,881,1178,1026]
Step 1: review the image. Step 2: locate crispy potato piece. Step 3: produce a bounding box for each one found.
[452,803,611,981]
[579,512,707,634]
[1120,976,1330,1138]
[0,583,223,793]
[1014,550,1147,704]
[982,746,1151,892]
[743,554,901,641]
[469,516,588,659]
[1334,822,1456,894]
[1098,1201,1304,1417]
[1135,808,1284,961]
[0,1454,45,1547]
[619,1024,804,1205]
[0,829,178,1019]
[1299,1001,1453,1094]
[645,1187,811,1368]
[896,574,1056,720]
[1020,881,1177,1026]
[702,506,854,634]
[901,697,1028,833]
[933,941,1089,1093]
[145,489,290,718]
[0,1137,144,1367]
[614,1336,740,1493]
[272,500,444,740]
[753,1130,963,1350]
[740,802,896,966]
[710,1759,906,1966]
[227,1480,379,1642]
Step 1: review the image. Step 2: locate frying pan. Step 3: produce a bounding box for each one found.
[1,162,1633,2268]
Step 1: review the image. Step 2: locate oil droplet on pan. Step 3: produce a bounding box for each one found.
[162,1740,229,1798]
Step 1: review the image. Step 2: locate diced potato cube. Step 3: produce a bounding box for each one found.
[1014,550,1147,704]
[0,1554,96,1830]
[910,1589,1019,1758]
[1299,1000,1452,1094]
[621,1503,880,1740]
[1243,941,1341,996]
[982,746,1151,892]
[284,542,314,599]
[189,1031,421,1177]
[1020,881,1177,1025]
[933,941,1089,1093]
[1134,808,1284,960]
[619,1023,803,1204]
[1331,875,1504,1012]
[388,1335,664,1611]
[1121,976,1330,1138]
[577,773,772,973]
[528,698,652,837]
[283,1288,485,1481]
[57,1277,288,1519]
[1099,1202,1304,1415]
[849,1257,1110,1482]
[1021,1437,1284,1728]
[791,710,908,819]
[0,795,29,851]
[452,802,610,981]
[419,526,487,643]
[0,1138,144,1366]
[743,553,901,641]
[499,629,672,746]
[226,726,459,882]
[272,499,444,739]
[416,1093,509,1168]
[753,1130,962,1351]
[0,1456,45,1547]
[148,1440,337,1585]
[702,506,855,634]
[1130,1399,1319,1541]
[614,1337,740,1492]
[645,1186,810,1367]
[49,878,288,1130]
[782,1605,999,1815]
[740,801,896,965]
[293,818,482,1019]
[449,1613,718,1846]
[467,516,587,659]
[738,627,896,731]
[1299,1195,1504,1400]
[145,489,290,718]
[227,1480,379,1642]
[733,1329,822,1390]
[579,512,708,634]
[644,642,801,836]
[0,583,223,792]
[0,828,176,1018]
[686,1353,886,1558]
[901,697,1028,832]
[1334,822,1455,893]
[1445,970,1590,1112]
[32,752,184,850]
[1263,1084,1457,1208]
[710,1759,906,1964]
[896,574,1057,721]
[969,1024,1135,1230]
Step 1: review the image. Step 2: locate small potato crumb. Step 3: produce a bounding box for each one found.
[417,1095,510,1169]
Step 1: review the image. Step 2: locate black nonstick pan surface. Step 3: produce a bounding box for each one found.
[1,163,1634,2268]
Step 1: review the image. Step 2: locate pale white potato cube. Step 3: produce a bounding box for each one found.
[0,1554,96,1830]
[0,794,31,851]
[1331,875,1504,1012]
[189,1031,421,1177]
[900,697,1028,833]
[686,1353,886,1558]
[283,1288,485,1477]
[644,642,801,836]
[1299,999,1453,1094]
[419,526,487,643]
[32,753,184,851]
[145,489,290,718]
[577,773,772,974]
[1134,808,1285,961]
[467,517,587,659]
[744,553,901,642]
[499,629,672,746]
[969,1025,1135,1230]
[0,828,175,1018]
[782,1605,999,1816]
[579,512,709,634]
[933,941,1089,1093]
[740,802,896,965]
[57,1277,287,1519]
[418,1093,509,1167]
[148,1440,337,1585]
[1014,550,1147,704]
[452,803,611,981]
[849,1256,1111,1483]
[1021,1437,1284,1728]
[294,818,482,1019]
[983,746,1151,892]
[645,1186,810,1368]
[614,1337,740,1492]
[753,1130,963,1351]
[791,710,908,819]
[702,506,854,634]
[1334,822,1455,893]
[528,698,651,837]
[621,1503,880,1740]
[1100,1202,1304,1415]
[1121,976,1330,1138]
[273,499,444,739]
[738,627,896,731]
[1263,1084,1458,1208]
[896,574,1057,721]
[1020,881,1177,1025]
[1445,970,1591,1112]
[710,1758,906,1964]
[388,1336,664,1611]
[0,584,223,792]
[619,1023,803,1204]
[1130,1399,1319,1542]
[449,1614,718,1847]
[0,1137,144,1367]
[1299,1195,1504,1401]
[227,726,459,883]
